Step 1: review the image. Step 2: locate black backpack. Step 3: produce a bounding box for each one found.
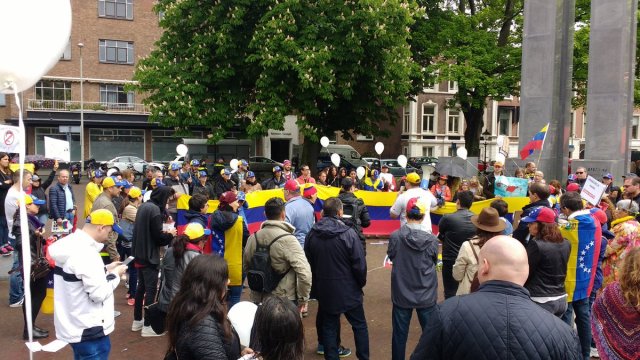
[342,197,362,229]
[247,231,290,293]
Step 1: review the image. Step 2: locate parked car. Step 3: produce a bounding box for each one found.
[380,159,423,177]
[317,153,367,173]
[362,157,378,167]
[249,156,284,178]
[408,156,438,168]
[103,156,165,179]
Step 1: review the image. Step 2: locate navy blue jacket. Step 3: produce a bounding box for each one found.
[410,281,581,360]
[48,182,75,221]
[304,216,366,314]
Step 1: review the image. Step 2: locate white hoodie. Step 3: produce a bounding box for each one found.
[48,229,120,343]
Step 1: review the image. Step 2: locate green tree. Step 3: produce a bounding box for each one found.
[134,0,421,167]
[411,0,523,157]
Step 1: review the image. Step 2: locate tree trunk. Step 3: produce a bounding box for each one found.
[463,106,485,157]
[302,140,322,175]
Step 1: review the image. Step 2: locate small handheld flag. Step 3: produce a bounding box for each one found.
[519,123,549,160]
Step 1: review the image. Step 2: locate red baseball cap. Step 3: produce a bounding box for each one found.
[566,183,580,192]
[303,185,317,198]
[284,179,300,192]
[520,206,556,224]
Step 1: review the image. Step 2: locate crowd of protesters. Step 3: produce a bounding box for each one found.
[2,152,640,360]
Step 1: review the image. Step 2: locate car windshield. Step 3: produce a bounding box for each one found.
[384,160,400,167]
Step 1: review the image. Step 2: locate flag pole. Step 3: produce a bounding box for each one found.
[535,122,550,167]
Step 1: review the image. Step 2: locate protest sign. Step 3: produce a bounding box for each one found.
[0,125,20,153]
[44,136,70,162]
[580,175,607,206]
[494,176,529,197]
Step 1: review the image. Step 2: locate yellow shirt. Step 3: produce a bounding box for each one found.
[84,182,102,218]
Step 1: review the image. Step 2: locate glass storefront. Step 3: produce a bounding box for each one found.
[151,129,203,162]
[90,128,144,161]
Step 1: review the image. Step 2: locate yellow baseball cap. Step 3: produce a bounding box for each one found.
[23,194,46,206]
[102,177,116,188]
[183,223,211,240]
[406,172,421,184]
[128,186,142,199]
[87,209,123,234]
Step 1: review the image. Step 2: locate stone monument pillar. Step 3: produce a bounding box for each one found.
[519,0,575,181]
[572,0,639,180]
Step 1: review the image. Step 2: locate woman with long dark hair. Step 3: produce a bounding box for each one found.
[246,295,304,360]
[521,206,571,317]
[165,255,242,360]
[0,152,14,255]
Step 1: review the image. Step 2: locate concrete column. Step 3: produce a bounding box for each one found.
[519,0,575,181]
[573,0,639,179]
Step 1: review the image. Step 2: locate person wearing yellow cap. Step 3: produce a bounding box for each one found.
[390,172,438,230]
[48,209,127,359]
[387,197,439,360]
[91,177,123,264]
[119,186,143,306]
[84,169,104,218]
[13,195,49,340]
[152,223,210,334]
[482,160,504,199]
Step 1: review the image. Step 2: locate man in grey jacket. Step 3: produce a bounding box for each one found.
[243,197,312,307]
[91,177,123,263]
[388,197,439,360]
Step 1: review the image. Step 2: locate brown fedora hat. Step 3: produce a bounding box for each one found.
[471,207,506,233]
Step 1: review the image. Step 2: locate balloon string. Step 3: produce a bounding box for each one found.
[13,85,35,357]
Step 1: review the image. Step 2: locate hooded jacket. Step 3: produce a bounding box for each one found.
[48,229,121,343]
[513,199,552,244]
[209,209,248,286]
[132,187,174,266]
[184,210,209,228]
[157,244,201,312]
[304,216,366,314]
[388,223,439,308]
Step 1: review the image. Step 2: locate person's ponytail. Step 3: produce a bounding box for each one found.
[171,234,189,261]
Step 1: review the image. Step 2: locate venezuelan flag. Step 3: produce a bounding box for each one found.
[519,123,549,160]
[560,212,601,302]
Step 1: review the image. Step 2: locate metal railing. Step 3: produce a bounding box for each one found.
[27,99,150,114]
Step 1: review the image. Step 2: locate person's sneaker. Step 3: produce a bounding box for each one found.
[338,346,352,357]
[127,298,135,306]
[131,320,144,332]
[9,297,24,308]
[0,246,11,257]
[5,244,14,251]
[141,325,165,337]
[590,347,600,358]
[316,344,324,355]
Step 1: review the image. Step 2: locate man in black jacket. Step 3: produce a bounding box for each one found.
[512,182,551,244]
[410,235,581,360]
[305,197,369,360]
[131,186,176,337]
[338,178,371,254]
[437,191,476,299]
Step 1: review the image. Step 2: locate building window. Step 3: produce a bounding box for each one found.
[421,104,435,134]
[422,146,434,157]
[99,40,134,65]
[632,115,640,140]
[100,84,134,107]
[356,134,374,141]
[402,106,410,133]
[447,109,461,134]
[151,129,204,161]
[98,0,133,20]
[0,94,5,106]
[35,81,72,104]
[448,80,458,93]
[60,39,71,60]
[498,108,511,136]
[90,128,144,160]
[403,146,408,156]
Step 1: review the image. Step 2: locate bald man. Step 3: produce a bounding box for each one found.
[410,236,581,360]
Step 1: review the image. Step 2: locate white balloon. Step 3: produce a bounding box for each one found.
[0,0,72,94]
[397,155,408,168]
[356,166,366,179]
[227,301,258,347]
[375,142,385,155]
[495,153,506,164]
[320,136,330,148]
[230,158,239,170]
[176,144,188,157]
[456,147,468,160]
[331,153,341,167]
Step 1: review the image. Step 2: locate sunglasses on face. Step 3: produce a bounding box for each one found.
[576,171,584,174]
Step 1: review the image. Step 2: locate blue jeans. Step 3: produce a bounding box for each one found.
[392,305,434,360]
[64,211,75,224]
[70,335,111,360]
[227,285,242,309]
[561,298,591,360]
[0,215,9,246]
[9,249,23,304]
[322,304,369,360]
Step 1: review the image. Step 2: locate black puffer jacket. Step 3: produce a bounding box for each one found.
[525,238,571,297]
[410,281,581,360]
[132,187,174,266]
[174,314,241,360]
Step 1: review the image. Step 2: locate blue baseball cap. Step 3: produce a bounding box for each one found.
[273,166,282,173]
[198,170,208,178]
[602,173,613,180]
[220,168,231,176]
[94,169,105,178]
[190,159,200,166]
[27,195,46,206]
[170,162,181,171]
[122,180,133,189]
[237,191,246,202]
[247,171,255,178]
[240,159,248,167]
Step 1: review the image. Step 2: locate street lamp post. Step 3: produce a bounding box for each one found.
[78,42,84,173]
[481,129,491,166]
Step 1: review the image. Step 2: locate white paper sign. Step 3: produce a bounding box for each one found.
[44,136,70,162]
[0,125,20,153]
[580,175,607,206]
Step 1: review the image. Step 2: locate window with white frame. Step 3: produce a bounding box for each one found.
[422,146,434,157]
[35,81,72,102]
[100,84,134,105]
[422,104,436,134]
[498,108,511,136]
[99,40,134,65]
[447,109,461,134]
[402,106,410,133]
[632,115,640,140]
[424,71,438,92]
[448,80,458,93]
[98,0,133,20]
[356,134,374,141]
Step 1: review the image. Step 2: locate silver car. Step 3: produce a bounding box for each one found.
[104,156,165,178]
